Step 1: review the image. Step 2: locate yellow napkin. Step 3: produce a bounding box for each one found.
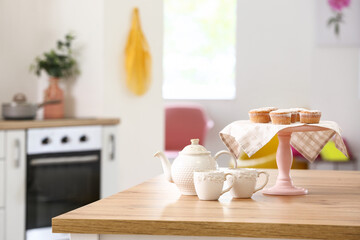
[320,140,349,162]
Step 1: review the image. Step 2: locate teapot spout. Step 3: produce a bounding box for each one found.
[154,151,174,183]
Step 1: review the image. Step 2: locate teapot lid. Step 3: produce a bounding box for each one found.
[180,139,210,155]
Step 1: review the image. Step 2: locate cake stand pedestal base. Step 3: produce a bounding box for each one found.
[262,125,326,196]
[261,179,308,195]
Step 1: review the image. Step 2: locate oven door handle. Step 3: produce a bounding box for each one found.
[30,155,99,166]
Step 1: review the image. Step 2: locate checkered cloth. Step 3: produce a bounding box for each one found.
[219,120,348,162]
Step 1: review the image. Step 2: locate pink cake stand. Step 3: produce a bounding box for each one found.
[262,125,328,196]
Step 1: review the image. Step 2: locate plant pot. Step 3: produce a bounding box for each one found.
[44,77,64,119]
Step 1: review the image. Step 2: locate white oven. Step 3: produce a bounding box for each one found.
[26,126,102,240]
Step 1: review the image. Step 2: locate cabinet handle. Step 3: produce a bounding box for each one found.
[14,139,21,168]
[109,134,115,161]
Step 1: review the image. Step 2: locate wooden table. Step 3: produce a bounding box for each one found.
[52,170,360,240]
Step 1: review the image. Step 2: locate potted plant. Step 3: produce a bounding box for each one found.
[30,33,79,119]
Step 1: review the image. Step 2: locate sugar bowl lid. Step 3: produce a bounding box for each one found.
[180,139,210,155]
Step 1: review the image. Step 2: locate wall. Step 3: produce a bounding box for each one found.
[311,48,360,168]
[0,0,41,109]
[166,0,359,168]
[33,0,105,118]
[103,0,164,190]
[167,0,314,166]
[0,0,104,117]
[0,0,164,191]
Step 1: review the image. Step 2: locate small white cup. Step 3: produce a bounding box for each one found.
[194,170,234,201]
[225,168,269,198]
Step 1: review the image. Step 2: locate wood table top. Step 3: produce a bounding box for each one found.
[52,169,360,239]
[0,118,119,130]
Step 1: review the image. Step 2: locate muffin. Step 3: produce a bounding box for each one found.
[262,107,278,112]
[290,108,307,122]
[300,110,321,124]
[269,109,292,125]
[248,107,278,123]
[289,110,298,123]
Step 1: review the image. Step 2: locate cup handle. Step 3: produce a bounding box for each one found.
[220,173,234,195]
[214,150,237,168]
[253,171,269,193]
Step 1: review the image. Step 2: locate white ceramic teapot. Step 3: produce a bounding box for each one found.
[154,139,235,195]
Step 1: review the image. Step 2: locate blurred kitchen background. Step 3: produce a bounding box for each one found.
[1,0,359,183]
[0,0,359,239]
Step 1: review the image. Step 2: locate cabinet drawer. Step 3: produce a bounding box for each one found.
[0,162,3,207]
[0,131,4,159]
[0,209,4,240]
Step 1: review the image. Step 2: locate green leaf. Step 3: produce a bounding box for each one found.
[30,32,79,79]
[327,17,336,26]
[335,23,340,36]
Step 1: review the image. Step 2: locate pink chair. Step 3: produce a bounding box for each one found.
[165,103,214,159]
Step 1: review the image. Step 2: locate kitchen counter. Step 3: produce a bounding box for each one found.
[52,169,360,240]
[0,118,120,129]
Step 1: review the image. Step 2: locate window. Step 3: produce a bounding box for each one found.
[163,0,237,99]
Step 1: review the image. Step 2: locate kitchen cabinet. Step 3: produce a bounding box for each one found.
[0,131,4,159]
[0,162,4,207]
[0,131,4,240]
[101,126,119,198]
[0,209,4,240]
[5,130,26,240]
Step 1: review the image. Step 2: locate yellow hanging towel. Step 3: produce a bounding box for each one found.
[124,8,152,96]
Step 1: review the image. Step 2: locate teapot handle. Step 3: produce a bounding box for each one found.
[214,150,237,168]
